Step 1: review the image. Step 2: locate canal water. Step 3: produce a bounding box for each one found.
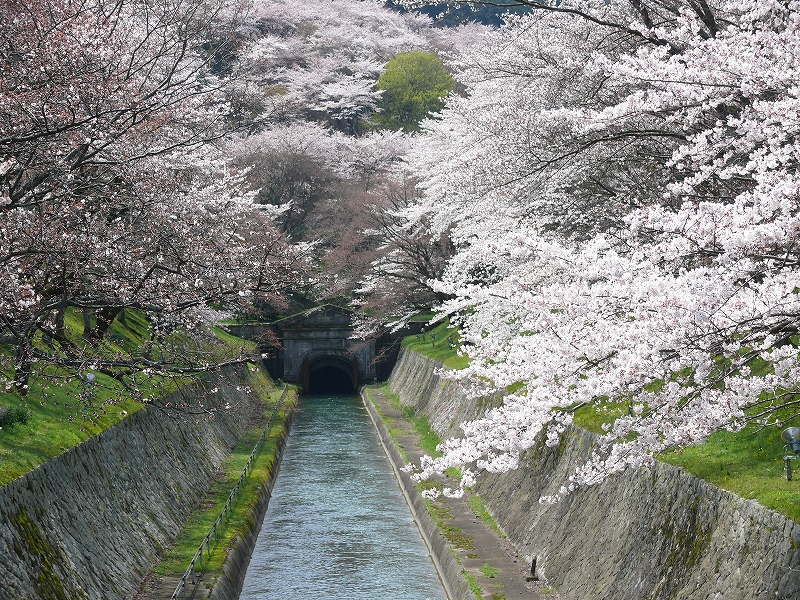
[239,394,447,600]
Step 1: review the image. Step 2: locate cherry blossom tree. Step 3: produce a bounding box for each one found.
[229,124,341,238]
[222,1,461,309]
[226,122,416,306]
[231,0,432,131]
[354,172,455,333]
[397,0,800,498]
[0,0,309,396]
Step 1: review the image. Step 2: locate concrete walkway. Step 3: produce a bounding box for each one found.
[135,571,212,600]
[366,386,557,600]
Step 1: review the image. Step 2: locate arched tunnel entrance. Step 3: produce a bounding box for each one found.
[302,355,358,395]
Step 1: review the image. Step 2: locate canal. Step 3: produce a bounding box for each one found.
[239,394,448,600]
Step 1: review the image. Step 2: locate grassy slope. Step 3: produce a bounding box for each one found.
[402,326,800,523]
[401,319,470,370]
[573,402,800,523]
[0,310,257,486]
[0,309,151,484]
[659,426,800,522]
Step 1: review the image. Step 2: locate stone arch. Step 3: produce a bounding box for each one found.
[301,353,359,394]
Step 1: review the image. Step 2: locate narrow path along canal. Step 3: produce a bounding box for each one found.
[239,393,448,600]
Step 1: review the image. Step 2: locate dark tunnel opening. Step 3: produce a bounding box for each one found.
[308,365,355,395]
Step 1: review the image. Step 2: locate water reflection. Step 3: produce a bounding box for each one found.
[239,394,447,600]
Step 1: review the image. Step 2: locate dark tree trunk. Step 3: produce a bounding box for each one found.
[95,307,121,340]
[55,304,66,340]
[82,307,93,338]
[14,343,32,396]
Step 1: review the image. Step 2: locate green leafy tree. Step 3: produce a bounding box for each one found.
[374,51,455,132]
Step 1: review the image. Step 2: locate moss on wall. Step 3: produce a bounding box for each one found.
[10,509,86,600]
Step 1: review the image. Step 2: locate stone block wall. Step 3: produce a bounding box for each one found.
[0,365,265,600]
[389,348,800,599]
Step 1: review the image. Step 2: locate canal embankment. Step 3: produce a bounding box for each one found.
[0,363,281,600]
[135,380,297,600]
[388,348,800,599]
[206,391,296,600]
[363,385,547,600]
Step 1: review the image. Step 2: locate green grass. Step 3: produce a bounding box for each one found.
[402,319,470,370]
[369,380,460,473]
[572,398,629,433]
[573,400,800,523]
[660,424,800,522]
[402,405,441,455]
[366,381,489,599]
[400,403,461,476]
[376,382,445,454]
[364,386,405,457]
[463,569,484,600]
[375,383,464,477]
[0,370,146,485]
[0,308,261,486]
[155,384,297,577]
[368,384,424,461]
[211,326,256,353]
[379,383,404,412]
[468,494,506,538]
[0,307,154,484]
[408,312,437,323]
[479,563,500,578]
[425,498,475,551]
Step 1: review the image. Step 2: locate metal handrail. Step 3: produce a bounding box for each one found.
[171,385,289,600]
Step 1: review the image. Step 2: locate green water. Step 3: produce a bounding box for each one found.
[239,394,447,599]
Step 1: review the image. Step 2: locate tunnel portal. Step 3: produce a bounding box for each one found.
[305,355,358,395]
[269,305,375,394]
[223,304,408,393]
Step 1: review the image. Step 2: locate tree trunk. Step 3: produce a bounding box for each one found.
[82,307,93,338]
[14,343,32,396]
[55,304,66,340]
[95,307,121,340]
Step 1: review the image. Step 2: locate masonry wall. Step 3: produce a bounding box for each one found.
[0,365,266,600]
[389,348,800,600]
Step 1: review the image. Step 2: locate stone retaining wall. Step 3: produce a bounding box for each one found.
[389,348,800,600]
[0,365,267,600]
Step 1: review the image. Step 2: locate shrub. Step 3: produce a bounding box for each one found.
[0,406,31,429]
